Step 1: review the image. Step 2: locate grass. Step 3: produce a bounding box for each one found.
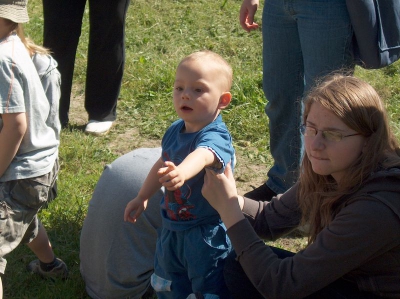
[3,0,400,298]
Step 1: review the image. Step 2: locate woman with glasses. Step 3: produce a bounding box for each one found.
[201,75,400,298]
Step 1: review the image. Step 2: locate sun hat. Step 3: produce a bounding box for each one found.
[0,0,29,23]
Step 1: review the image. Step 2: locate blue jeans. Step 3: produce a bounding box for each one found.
[262,0,354,193]
[152,222,232,299]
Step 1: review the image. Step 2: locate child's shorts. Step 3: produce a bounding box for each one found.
[0,159,59,274]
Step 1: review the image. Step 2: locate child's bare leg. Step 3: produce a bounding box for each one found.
[27,225,54,263]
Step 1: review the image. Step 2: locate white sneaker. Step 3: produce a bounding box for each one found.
[85,120,113,136]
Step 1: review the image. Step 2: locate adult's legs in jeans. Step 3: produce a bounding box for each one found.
[43,0,87,127]
[84,0,130,122]
[261,0,304,195]
[261,0,353,195]
[297,1,354,96]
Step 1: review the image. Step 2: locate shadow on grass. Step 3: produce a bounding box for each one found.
[3,205,90,298]
[63,123,86,132]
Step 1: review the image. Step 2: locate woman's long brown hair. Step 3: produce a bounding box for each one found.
[298,74,400,244]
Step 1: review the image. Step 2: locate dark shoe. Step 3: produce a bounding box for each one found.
[142,286,156,299]
[61,121,69,129]
[27,258,68,280]
[243,184,277,202]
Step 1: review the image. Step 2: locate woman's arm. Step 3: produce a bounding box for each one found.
[202,164,300,237]
[202,166,399,298]
[202,164,245,229]
[231,198,400,298]
[242,185,301,240]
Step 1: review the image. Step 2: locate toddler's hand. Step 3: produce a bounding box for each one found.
[124,196,147,223]
[158,161,185,191]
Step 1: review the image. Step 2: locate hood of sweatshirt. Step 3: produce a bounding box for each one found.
[32,53,58,81]
[348,167,400,219]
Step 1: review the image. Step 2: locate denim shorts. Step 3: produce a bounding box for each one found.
[0,159,59,274]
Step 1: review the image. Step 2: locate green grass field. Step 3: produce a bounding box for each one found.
[3,0,400,298]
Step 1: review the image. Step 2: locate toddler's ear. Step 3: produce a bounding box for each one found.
[218,92,232,109]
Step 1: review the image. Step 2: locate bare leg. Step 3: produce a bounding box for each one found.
[27,225,55,263]
[0,276,3,299]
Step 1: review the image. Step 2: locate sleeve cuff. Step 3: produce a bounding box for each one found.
[227,218,264,256]
[242,197,262,223]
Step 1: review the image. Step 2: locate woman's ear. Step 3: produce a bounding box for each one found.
[218,92,232,110]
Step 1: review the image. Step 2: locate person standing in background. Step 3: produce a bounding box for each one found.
[42,0,131,135]
[239,0,354,200]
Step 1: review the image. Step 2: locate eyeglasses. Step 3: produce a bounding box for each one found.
[300,125,361,142]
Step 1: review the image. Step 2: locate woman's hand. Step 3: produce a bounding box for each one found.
[202,163,245,229]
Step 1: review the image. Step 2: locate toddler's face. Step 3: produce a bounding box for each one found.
[173,59,227,133]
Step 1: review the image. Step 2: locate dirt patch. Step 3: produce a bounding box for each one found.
[68,91,87,126]
[108,126,162,156]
